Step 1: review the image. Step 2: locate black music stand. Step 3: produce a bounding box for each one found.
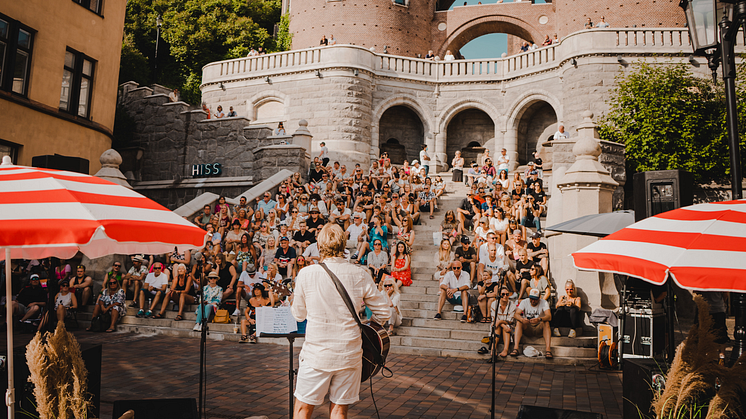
[260,332,305,419]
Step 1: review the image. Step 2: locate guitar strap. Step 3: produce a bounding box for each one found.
[320,262,384,367]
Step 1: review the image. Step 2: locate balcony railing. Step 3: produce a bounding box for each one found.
[202,28,713,86]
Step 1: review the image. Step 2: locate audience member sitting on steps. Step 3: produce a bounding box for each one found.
[390,241,412,287]
[193,271,222,332]
[526,232,549,274]
[433,239,455,282]
[455,236,478,283]
[155,263,194,320]
[491,286,516,357]
[124,255,148,304]
[511,288,553,359]
[367,239,389,284]
[136,262,169,318]
[239,284,272,343]
[70,264,93,306]
[476,270,498,323]
[382,277,402,335]
[441,210,461,245]
[528,265,551,301]
[552,280,582,338]
[435,261,471,322]
[54,280,77,324]
[11,274,47,323]
[88,276,125,332]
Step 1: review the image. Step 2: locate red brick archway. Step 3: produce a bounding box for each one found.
[436,15,544,58]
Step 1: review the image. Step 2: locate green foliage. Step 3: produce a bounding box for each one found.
[120,0,281,104]
[112,105,138,149]
[598,62,746,185]
[274,12,292,52]
[119,33,150,85]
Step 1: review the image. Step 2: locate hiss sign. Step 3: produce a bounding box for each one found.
[192,163,222,177]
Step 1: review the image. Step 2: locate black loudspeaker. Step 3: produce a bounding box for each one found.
[633,170,693,222]
[112,398,199,419]
[31,154,90,174]
[516,405,603,418]
[622,312,665,359]
[1,343,101,419]
[623,359,667,419]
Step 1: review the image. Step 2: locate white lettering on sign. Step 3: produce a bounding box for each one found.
[191,163,222,177]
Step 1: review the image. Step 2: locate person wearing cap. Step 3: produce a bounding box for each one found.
[274,236,297,279]
[527,232,549,273]
[455,236,478,282]
[10,274,47,323]
[455,191,479,232]
[525,169,543,191]
[330,197,352,231]
[305,206,325,234]
[346,213,368,262]
[193,271,223,332]
[512,287,553,359]
[435,261,471,322]
[419,144,430,177]
[291,224,389,419]
[136,262,169,318]
[532,151,543,177]
[54,280,78,323]
[464,163,479,187]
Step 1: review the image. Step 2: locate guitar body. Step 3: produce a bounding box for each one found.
[360,320,390,382]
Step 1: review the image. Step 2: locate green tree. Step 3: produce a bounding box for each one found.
[598,62,734,184]
[275,12,293,52]
[120,0,281,104]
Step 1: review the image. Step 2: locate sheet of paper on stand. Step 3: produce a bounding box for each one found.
[256,306,298,335]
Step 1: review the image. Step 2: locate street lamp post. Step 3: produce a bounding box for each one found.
[680,0,744,364]
[155,14,163,82]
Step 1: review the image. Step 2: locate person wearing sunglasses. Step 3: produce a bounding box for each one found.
[366,239,389,283]
[435,261,471,322]
[136,263,168,318]
[480,286,515,358]
[88,276,125,332]
[54,280,78,324]
[382,279,401,335]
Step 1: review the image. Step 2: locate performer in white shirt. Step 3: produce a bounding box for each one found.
[291,224,390,419]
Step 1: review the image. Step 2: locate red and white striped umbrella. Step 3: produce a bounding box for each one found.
[572,199,746,292]
[0,161,206,260]
[0,156,206,417]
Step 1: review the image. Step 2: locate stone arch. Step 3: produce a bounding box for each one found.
[248,90,288,123]
[437,98,500,134]
[371,94,434,162]
[437,15,543,58]
[506,91,561,166]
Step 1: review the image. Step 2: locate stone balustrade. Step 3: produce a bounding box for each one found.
[201,28,732,87]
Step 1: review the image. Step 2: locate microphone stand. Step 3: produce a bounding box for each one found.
[197,268,209,419]
[489,268,506,419]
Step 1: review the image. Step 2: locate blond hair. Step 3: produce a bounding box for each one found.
[318,223,346,259]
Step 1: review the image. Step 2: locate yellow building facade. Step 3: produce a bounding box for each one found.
[0,0,126,174]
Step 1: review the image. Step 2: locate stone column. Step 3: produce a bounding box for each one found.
[554,111,620,317]
[292,120,313,160]
[425,134,436,174]
[370,122,380,164]
[502,128,519,172]
[435,132,447,173]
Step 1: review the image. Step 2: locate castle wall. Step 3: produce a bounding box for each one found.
[289,0,435,56]
[554,0,684,36]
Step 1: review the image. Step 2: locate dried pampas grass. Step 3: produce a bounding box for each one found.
[652,295,722,419]
[706,351,746,419]
[25,322,92,419]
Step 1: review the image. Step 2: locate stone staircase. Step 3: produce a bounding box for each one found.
[73,173,598,363]
[387,175,598,365]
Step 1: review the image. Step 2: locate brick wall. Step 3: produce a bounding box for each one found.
[290,0,435,57]
[554,0,684,36]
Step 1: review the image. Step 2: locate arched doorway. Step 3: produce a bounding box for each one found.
[446,108,495,167]
[378,106,424,165]
[436,16,542,58]
[515,100,556,165]
[380,139,407,165]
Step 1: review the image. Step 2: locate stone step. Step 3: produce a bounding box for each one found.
[389,345,598,366]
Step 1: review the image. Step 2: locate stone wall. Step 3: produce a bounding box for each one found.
[379,105,425,164]
[116,82,311,209]
[445,109,494,166]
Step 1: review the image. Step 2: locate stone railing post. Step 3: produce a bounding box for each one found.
[292,119,313,160]
[94,149,132,189]
[552,111,620,316]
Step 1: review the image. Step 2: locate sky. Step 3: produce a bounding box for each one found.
[453,0,546,59]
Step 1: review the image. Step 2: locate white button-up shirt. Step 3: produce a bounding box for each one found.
[291,257,390,371]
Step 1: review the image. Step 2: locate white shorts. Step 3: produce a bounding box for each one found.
[294,360,361,406]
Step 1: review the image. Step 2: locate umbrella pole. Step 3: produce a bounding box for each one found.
[5,249,14,418]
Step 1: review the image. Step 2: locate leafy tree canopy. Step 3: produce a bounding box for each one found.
[120,0,282,104]
[598,62,746,185]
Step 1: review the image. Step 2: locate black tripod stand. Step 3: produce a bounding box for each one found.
[196,279,211,419]
[261,332,305,419]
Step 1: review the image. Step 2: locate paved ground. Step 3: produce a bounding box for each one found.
[9,330,622,419]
